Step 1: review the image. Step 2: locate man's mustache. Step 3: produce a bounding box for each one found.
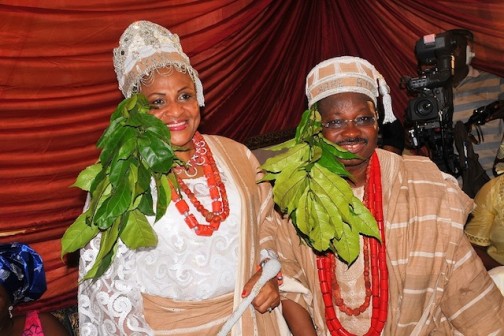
[337,138,368,146]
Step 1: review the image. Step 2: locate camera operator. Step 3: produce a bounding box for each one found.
[451,28,504,179]
[402,28,504,197]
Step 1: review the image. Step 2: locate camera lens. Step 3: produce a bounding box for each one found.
[406,96,438,122]
[415,99,434,116]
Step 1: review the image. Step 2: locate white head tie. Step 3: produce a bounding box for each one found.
[305,56,396,124]
[113,20,205,106]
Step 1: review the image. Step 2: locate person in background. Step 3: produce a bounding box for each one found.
[274,56,504,335]
[78,20,285,335]
[378,118,404,155]
[0,242,69,336]
[465,171,504,271]
[451,28,504,178]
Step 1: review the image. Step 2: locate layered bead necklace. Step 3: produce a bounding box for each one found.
[317,152,388,336]
[170,132,230,236]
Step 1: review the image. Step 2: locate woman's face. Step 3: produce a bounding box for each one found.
[140,68,201,153]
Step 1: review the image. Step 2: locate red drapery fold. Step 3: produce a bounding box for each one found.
[1,0,503,312]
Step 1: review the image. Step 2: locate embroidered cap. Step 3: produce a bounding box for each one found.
[306,56,396,124]
[113,20,205,106]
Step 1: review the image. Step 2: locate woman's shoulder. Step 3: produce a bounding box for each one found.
[202,134,250,155]
[202,134,261,173]
[203,134,245,147]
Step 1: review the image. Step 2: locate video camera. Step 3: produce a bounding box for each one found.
[401,30,461,175]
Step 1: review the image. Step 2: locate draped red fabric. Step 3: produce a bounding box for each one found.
[1,0,503,312]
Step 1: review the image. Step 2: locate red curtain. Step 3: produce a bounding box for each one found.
[1,0,503,312]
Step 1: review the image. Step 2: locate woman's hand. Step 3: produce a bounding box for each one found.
[241,268,281,314]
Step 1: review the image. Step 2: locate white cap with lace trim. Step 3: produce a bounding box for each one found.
[113,20,205,106]
[305,56,396,124]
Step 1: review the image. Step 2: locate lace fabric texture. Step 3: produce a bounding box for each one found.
[78,159,241,335]
[334,186,372,335]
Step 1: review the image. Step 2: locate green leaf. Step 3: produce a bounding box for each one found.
[89,168,107,195]
[320,137,360,160]
[94,182,132,230]
[272,163,309,214]
[308,194,335,252]
[82,217,121,280]
[296,108,322,143]
[310,181,344,240]
[262,143,309,173]
[317,149,351,178]
[311,163,354,205]
[263,138,297,151]
[257,171,279,183]
[331,222,360,264]
[138,131,174,173]
[141,113,172,141]
[115,133,137,161]
[295,109,314,142]
[121,210,158,249]
[109,158,131,188]
[154,174,170,222]
[63,94,177,281]
[350,197,379,239]
[258,103,379,266]
[99,125,134,168]
[137,193,155,216]
[295,188,312,236]
[61,213,99,256]
[126,93,138,111]
[96,115,125,150]
[71,163,102,191]
[82,244,118,281]
[136,163,151,194]
[87,176,112,223]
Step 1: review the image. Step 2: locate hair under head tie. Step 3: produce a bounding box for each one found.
[305,56,396,124]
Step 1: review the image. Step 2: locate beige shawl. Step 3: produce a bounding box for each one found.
[142,135,283,336]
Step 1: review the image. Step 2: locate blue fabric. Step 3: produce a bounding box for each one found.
[0,243,46,305]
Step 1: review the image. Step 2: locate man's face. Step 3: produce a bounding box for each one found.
[319,92,379,175]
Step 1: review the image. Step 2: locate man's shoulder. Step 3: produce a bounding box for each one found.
[377,149,436,171]
[377,149,453,185]
[466,66,504,83]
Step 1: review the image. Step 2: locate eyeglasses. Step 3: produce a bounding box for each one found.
[322,116,377,130]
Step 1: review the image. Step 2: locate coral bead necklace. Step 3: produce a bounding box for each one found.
[170,132,230,236]
[317,152,388,335]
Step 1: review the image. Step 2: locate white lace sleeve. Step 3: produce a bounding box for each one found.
[78,233,154,336]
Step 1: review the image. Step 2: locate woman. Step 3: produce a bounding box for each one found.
[78,21,284,335]
[465,173,504,270]
[0,243,69,336]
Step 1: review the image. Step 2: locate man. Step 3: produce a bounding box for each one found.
[451,29,504,178]
[274,56,504,335]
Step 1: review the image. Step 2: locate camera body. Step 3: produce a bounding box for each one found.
[405,31,456,124]
[402,31,460,175]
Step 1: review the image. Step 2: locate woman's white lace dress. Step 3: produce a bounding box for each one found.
[78,158,241,336]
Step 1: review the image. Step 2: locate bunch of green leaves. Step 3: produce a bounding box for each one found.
[260,106,379,264]
[61,94,178,280]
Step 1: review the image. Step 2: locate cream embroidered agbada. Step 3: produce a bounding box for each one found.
[276,149,504,335]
